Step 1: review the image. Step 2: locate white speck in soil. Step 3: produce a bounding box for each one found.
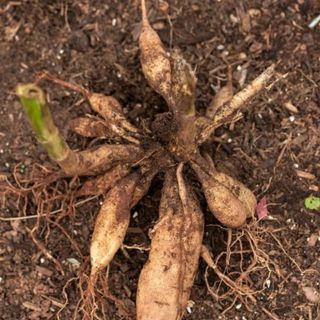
[227,138,232,143]
[236,303,242,310]
[289,115,295,122]
[112,18,117,27]
[40,257,45,264]
[133,211,138,219]
[217,44,224,50]
[5,163,10,168]
[265,279,271,288]
[294,163,299,168]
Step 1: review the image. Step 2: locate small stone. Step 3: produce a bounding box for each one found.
[235,303,242,310]
[112,18,117,27]
[307,233,318,247]
[302,286,320,303]
[265,279,271,288]
[133,211,138,219]
[289,115,295,122]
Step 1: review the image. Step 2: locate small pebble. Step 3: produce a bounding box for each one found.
[133,211,138,219]
[227,138,232,143]
[112,18,117,27]
[265,279,271,288]
[289,115,295,122]
[40,257,45,264]
[294,163,299,168]
[235,303,242,310]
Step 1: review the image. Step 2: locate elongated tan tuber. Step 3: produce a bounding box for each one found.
[191,161,248,228]
[90,172,140,278]
[139,0,172,100]
[63,144,144,176]
[203,154,257,217]
[136,165,203,320]
[77,164,131,196]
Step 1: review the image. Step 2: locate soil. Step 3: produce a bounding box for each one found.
[1,1,320,319]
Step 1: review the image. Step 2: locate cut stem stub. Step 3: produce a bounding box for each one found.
[16,83,78,173]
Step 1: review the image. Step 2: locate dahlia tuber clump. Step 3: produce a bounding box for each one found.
[14,0,276,319]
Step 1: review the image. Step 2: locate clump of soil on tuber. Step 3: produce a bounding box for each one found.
[5,0,280,319]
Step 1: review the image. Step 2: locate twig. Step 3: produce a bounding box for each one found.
[262,307,280,320]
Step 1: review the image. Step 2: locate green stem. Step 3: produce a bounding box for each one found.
[16,83,78,173]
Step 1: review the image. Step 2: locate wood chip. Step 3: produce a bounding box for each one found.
[295,170,316,180]
[22,301,41,312]
[307,234,318,247]
[284,101,299,113]
[302,286,320,303]
[35,265,53,277]
[309,185,319,192]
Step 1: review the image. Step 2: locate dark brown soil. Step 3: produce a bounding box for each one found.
[1,1,320,319]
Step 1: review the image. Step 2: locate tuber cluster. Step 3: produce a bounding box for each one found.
[15,0,275,319]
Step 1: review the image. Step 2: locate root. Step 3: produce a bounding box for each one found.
[201,218,287,313]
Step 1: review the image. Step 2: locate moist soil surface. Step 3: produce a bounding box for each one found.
[1,1,320,319]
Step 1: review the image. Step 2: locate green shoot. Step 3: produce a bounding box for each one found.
[16,83,78,173]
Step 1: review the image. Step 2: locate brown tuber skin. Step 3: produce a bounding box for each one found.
[17,0,276,318]
[136,166,204,320]
[191,160,248,228]
[69,116,113,138]
[90,171,140,277]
